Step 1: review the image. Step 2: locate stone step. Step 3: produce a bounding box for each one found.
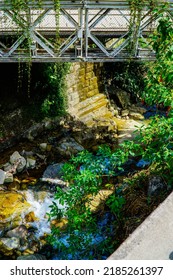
[78,99,108,119]
[77,93,107,112]
[84,111,116,128]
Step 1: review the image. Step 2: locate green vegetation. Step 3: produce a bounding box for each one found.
[47,5,173,259]
[14,62,70,120]
[4,1,61,95]
[47,146,128,259]
[103,61,147,100]
[41,62,70,118]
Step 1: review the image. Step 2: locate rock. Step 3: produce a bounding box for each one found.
[51,218,68,230]
[129,111,144,120]
[39,143,47,151]
[3,162,13,172]
[0,169,5,184]
[57,137,84,157]
[116,88,131,109]
[42,163,64,179]
[0,192,31,227]
[131,104,147,115]
[0,237,20,250]
[10,151,26,172]
[17,253,46,260]
[26,157,36,169]
[121,109,129,117]
[25,212,38,223]
[8,179,21,191]
[136,159,151,168]
[86,189,114,212]
[4,172,13,183]
[6,225,28,239]
[147,175,166,196]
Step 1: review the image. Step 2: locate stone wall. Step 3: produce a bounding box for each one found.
[66,62,100,115]
[66,62,116,128]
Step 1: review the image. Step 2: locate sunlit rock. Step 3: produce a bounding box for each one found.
[25,211,38,223]
[0,192,31,228]
[10,151,26,172]
[86,189,114,212]
[51,218,68,230]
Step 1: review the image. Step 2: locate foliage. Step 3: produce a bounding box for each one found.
[128,0,159,54]
[4,1,61,95]
[47,3,173,259]
[103,61,147,99]
[47,145,129,259]
[142,15,173,108]
[41,62,70,117]
[14,62,69,120]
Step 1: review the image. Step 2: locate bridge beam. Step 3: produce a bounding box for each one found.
[0,1,172,62]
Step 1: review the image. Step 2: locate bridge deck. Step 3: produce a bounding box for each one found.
[0,1,172,62]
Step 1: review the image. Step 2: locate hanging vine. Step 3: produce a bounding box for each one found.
[3,1,61,97]
[128,0,159,55]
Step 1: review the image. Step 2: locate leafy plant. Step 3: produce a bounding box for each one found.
[47,145,130,259]
[41,62,70,117]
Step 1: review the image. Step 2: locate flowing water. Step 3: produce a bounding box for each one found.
[22,189,55,238]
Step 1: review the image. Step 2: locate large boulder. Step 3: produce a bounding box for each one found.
[0,192,31,229]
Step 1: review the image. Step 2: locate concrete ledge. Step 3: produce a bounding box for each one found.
[108,191,173,260]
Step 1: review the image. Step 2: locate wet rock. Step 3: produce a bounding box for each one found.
[25,212,38,223]
[10,151,26,172]
[51,218,68,230]
[6,225,28,239]
[0,169,5,184]
[17,253,46,260]
[86,189,114,212]
[0,237,20,250]
[147,175,166,196]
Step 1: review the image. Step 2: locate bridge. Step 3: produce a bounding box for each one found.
[0,0,172,62]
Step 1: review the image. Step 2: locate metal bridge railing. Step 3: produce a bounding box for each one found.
[0,1,172,62]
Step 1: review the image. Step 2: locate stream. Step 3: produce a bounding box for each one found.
[0,104,167,260]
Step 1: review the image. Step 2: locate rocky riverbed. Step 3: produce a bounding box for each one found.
[0,104,170,260]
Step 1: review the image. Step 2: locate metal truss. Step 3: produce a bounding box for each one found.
[0,1,172,62]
